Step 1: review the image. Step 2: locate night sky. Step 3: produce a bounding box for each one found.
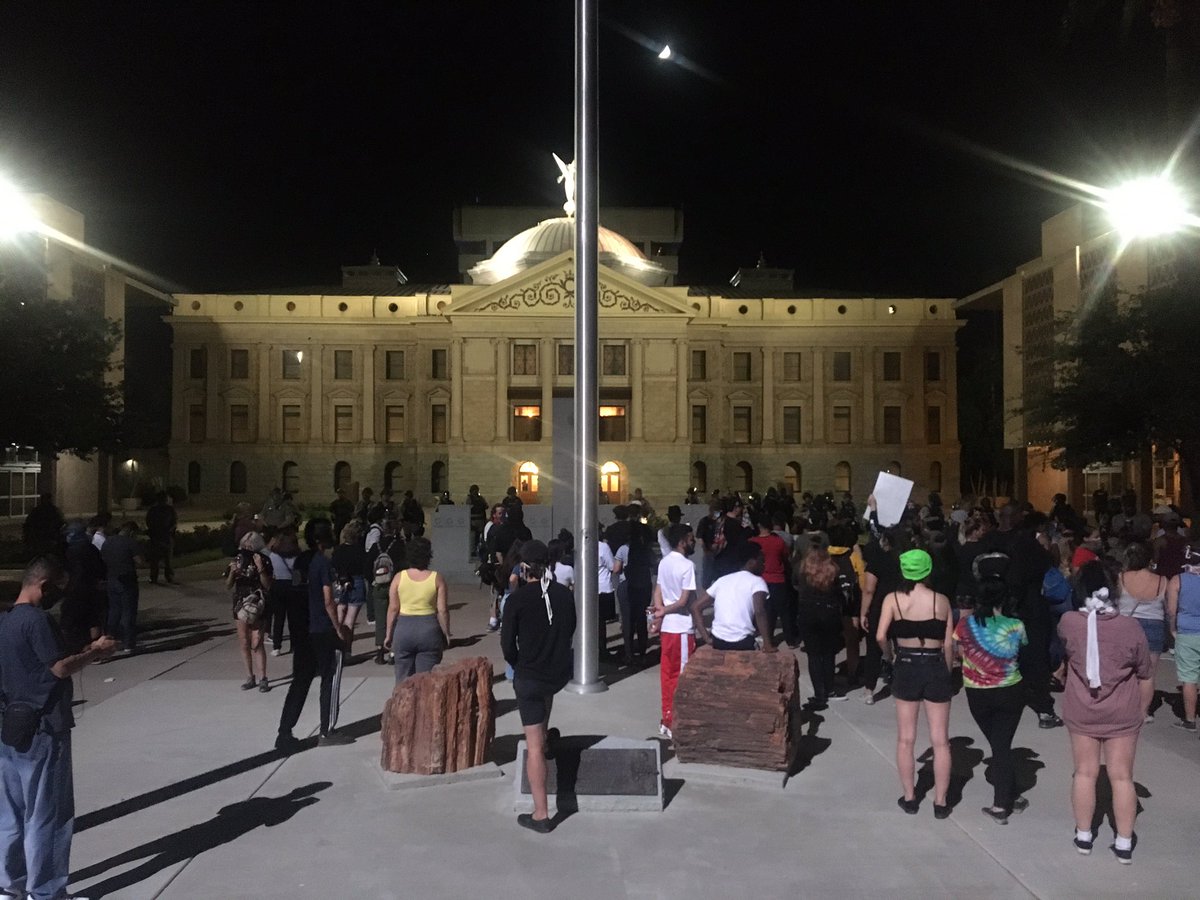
[0,1,1188,297]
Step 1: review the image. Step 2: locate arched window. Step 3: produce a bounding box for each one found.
[333,461,352,494]
[518,461,539,498]
[888,460,902,476]
[281,461,299,495]
[600,460,621,503]
[784,461,802,493]
[383,461,401,493]
[430,460,447,494]
[735,461,753,493]
[187,461,201,495]
[834,461,852,493]
[229,461,247,495]
[929,461,943,492]
[691,460,707,494]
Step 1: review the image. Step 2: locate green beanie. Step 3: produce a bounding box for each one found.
[899,548,933,582]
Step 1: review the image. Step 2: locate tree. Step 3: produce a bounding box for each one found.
[1025,254,1200,510]
[0,289,124,458]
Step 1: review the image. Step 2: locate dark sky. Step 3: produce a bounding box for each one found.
[0,1,1188,296]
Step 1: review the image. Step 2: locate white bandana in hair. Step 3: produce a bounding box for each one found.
[1083,587,1116,689]
[540,571,554,624]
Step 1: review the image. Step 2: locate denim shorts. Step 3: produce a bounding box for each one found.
[1135,617,1165,654]
[338,576,367,607]
[891,649,953,703]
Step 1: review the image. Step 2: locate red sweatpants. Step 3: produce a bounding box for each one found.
[659,631,696,729]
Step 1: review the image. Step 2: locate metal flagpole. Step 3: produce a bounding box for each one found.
[567,0,605,693]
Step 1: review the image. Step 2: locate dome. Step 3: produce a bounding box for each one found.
[467,217,670,286]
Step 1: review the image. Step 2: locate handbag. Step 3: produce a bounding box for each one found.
[235,588,266,624]
[1,701,44,753]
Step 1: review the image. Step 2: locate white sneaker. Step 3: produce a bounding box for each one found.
[658,723,672,739]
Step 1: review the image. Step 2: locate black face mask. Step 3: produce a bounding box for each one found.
[41,583,66,611]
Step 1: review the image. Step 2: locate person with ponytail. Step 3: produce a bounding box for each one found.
[501,540,577,834]
[953,552,1030,824]
[1056,560,1153,864]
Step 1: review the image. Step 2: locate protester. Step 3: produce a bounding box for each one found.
[876,548,955,818]
[597,528,621,656]
[795,532,853,708]
[652,524,698,738]
[710,496,751,581]
[329,489,354,536]
[751,514,795,646]
[384,537,449,682]
[1116,542,1166,721]
[618,513,654,665]
[692,542,775,652]
[369,521,403,664]
[954,552,1030,824]
[860,522,911,703]
[21,493,64,559]
[1056,561,1154,863]
[1165,543,1200,731]
[658,505,683,558]
[467,484,489,558]
[227,531,273,691]
[145,491,178,584]
[0,557,117,900]
[61,520,107,654]
[101,521,145,655]
[548,538,574,589]
[331,522,367,657]
[266,529,302,656]
[501,540,577,834]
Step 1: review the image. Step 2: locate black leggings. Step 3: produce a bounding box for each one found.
[278,628,340,737]
[766,582,798,646]
[861,606,890,691]
[966,684,1024,812]
[807,649,837,702]
[618,580,650,658]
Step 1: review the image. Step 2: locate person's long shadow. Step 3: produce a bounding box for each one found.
[1090,766,1151,835]
[786,707,832,780]
[1011,747,1045,799]
[916,736,985,808]
[71,782,331,898]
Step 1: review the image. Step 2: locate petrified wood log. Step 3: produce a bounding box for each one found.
[380,656,495,775]
[671,646,800,771]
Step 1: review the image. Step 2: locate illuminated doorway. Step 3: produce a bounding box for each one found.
[600,460,622,504]
[518,461,540,504]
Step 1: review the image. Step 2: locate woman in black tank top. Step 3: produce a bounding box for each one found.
[875,548,956,818]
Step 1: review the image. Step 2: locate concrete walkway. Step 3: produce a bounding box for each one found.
[57,568,1196,899]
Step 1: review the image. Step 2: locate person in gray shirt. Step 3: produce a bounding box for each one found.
[100,522,145,653]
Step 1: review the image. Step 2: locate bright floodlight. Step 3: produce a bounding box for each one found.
[0,176,38,240]
[1104,176,1190,239]
[658,44,671,60]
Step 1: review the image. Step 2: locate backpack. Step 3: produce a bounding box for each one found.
[1043,566,1073,616]
[373,550,395,586]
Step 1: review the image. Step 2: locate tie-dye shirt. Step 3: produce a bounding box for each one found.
[954,614,1027,688]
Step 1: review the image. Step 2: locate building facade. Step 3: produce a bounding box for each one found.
[169,215,960,512]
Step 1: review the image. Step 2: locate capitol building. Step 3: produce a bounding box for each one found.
[168,196,961,511]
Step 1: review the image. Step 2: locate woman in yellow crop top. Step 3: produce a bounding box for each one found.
[384,537,450,682]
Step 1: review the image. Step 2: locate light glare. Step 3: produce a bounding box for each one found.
[0,176,38,240]
[1103,177,1190,239]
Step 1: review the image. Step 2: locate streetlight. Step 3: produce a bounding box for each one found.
[1102,176,1191,239]
[0,175,37,241]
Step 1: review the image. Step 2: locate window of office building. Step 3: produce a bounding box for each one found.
[925,350,942,382]
[431,404,447,443]
[512,344,538,376]
[926,405,942,444]
[512,405,542,441]
[783,406,802,443]
[281,461,299,494]
[692,405,707,443]
[334,350,353,380]
[691,349,707,380]
[832,351,852,382]
[189,348,207,380]
[883,405,902,443]
[282,350,301,380]
[882,351,901,382]
[230,404,250,443]
[229,461,247,495]
[732,352,752,382]
[187,461,201,494]
[385,350,405,380]
[831,405,851,443]
[599,405,626,441]
[229,349,249,380]
[334,405,354,443]
[431,348,448,380]
[557,343,574,375]
[732,406,751,444]
[282,405,302,442]
[385,405,405,443]
[782,352,801,382]
[602,344,627,376]
[189,404,206,443]
[834,461,852,493]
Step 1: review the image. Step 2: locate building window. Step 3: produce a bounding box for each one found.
[229,349,249,380]
[784,461,802,493]
[230,404,250,443]
[924,350,942,382]
[557,343,574,375]
[431,404,447,443]
[385,350,405,380]
[383,461,401,493]
[229,461,247,495]
[282,350,301,380]
[334,350,353,380]
[831,406,851,444]
[600,460,622,501]
[782,352,801,382]
[512,344,538,376]
[599,405,627,441]
[732,352,752,382]
[431,460,447,494]
[188,404,206,443]
[691,350,707,380]
[735,461,753,493]
[186,461,201,494]
[926,405,942,445]
[282,405,302,443]
[518,461,539,497]
[834,461,852,493]
[832,351,852,382]
[385,405,405,443]
[691,460,707,493]
[691,405,707,443]
[883,405,902,443]
[602,344,627,376]
[929,461,943,492]
[882,352,901,382]
[189,348,207,380]
[334,461,352,494]
[783,406,802,443]
[732,406,751,444]
[281,461,299,495]
[334,405,354,443]
[431,348,448,380]
[512,405,542,441]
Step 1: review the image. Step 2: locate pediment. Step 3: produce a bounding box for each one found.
[443,251,693,317]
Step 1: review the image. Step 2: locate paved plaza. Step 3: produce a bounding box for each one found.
[53,564,1197,899]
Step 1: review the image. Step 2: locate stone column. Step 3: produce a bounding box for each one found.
[363,344,377,443]
[676,339,688,442]
[540,338,554,438]
[258,344,272,442]
[943,345,958,443]
[309,347,323,442]
[494,339,508,441]
[449,339,463,441]
[761,348,774,444]
[811,349,824,442]
[631,338,644,440]
[205,340,220,441]
[862,349,875,445]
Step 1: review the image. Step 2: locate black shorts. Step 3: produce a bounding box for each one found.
[513,676,560,727]
[891,650,953,703]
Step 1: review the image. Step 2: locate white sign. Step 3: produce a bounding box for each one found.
[867,471,914,527]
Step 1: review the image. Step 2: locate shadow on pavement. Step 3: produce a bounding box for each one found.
[71,782,331,898]
[915,736,985,808]
[787,708,833,779]
[1089,767,1152,834]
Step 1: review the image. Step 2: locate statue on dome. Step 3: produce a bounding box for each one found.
[552,152,576,218]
